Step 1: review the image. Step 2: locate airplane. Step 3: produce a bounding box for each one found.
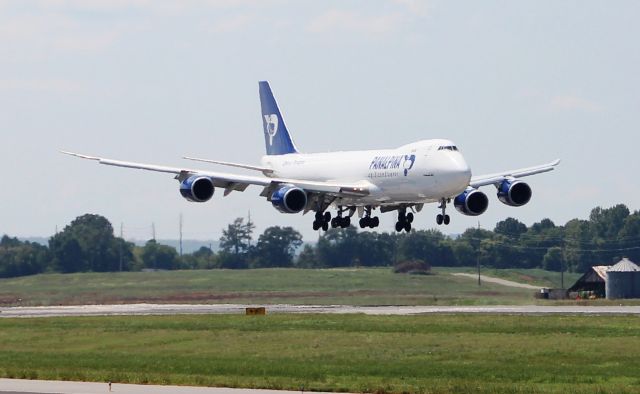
[62,81,560,233]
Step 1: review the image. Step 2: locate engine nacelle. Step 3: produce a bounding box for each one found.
[180,176,214,202]
[271,185,307,214]
[497,179,532,207]
[454,188,489,216]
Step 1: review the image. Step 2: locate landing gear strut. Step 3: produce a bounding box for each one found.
[436,198,450,225]
[331,206,352,229]
[359,206,380,229]
[395,208,413,233]
[312,210,331,231]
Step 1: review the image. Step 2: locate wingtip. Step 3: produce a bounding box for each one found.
[552,159,561,166]
[59,150,100,161]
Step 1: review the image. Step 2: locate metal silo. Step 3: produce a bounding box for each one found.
[606,258,640,299]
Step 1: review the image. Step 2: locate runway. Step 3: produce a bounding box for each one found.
[2,303,640,318]
[0,378,339,394]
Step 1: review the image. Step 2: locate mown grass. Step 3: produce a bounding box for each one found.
[0,268,547,307]
[0,314,639,393]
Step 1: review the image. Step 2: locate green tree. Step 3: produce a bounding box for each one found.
[296,244,318,268]
[0,236,50,278]
[253,226,303,268]
[141,240,179,270]
[49,214,132,272]
[494,218,527,239]
[218,218,255,269]
[542,246,564,272]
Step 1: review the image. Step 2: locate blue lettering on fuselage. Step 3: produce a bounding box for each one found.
[369,155,403,170]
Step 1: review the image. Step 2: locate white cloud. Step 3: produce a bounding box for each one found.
[307,9,404,35]
[550,95,603,112]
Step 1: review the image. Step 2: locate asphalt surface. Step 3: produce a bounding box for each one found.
[2,303,640,317]
[0,379,332,394]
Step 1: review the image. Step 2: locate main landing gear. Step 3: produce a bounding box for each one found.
[436,198,450,225]
[331,206,351,229]
[359,206,380,229]
[395,208,413,233]
[312,211,331,231]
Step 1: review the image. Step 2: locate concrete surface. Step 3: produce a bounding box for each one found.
[452,273,543,289]
[0,379,330,394]
[2,303,640,317]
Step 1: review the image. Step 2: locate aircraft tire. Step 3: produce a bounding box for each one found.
[407,212,414,223]
[436,214,443,225]
[373,216,380,227]
[404,222,411,232]
[322,222,329,231]
[395,222,403,232]
[444,215,450,225]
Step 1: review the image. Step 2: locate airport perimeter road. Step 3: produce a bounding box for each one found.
[0,378,340,394]
[452,273,543,289]
[2,303,640,317]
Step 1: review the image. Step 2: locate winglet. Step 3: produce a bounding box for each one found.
[60,150,100,161]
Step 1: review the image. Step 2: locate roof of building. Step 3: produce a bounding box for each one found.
[607,258,640,272]
[592,266,610,280]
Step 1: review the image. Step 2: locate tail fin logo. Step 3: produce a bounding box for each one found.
[264,114,279,145]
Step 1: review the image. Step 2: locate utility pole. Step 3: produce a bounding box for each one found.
[477,221,481,286]
[179,213,183,257]
[119,222,123,272]
[152,222,156,241]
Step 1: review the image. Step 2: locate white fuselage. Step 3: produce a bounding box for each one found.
[261,139,472,206]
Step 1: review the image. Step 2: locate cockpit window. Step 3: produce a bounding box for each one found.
[438,146,458,151]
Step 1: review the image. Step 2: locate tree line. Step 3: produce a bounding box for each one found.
[1,204,639,278]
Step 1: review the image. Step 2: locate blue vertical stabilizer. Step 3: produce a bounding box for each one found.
[259,81,298,155]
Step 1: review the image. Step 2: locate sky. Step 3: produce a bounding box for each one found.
[1,0,639,243]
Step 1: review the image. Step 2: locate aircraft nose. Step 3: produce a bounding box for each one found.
[447,154,472,184]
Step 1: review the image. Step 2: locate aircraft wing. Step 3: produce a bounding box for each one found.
[60,151,370,197]
[469,159,560,188]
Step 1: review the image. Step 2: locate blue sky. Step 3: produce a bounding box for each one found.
[1,0,638,242]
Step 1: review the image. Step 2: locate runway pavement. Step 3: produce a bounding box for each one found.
[2,303,640,317]
[0,378,336,394]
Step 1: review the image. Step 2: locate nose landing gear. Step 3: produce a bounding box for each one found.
[436,198,450,225]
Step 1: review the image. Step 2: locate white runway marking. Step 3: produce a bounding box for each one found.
[2,303,640,318]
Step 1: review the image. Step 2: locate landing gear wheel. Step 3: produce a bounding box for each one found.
[372,216,380,227]
[404,222,411,232]
[359,218,367,229]
[395,221,403,232]
[436,214,443,225]
[324,212,331,222]
[443,215,450,225]
[322,222,328,231]
[342,217,351,228]
[312,221,320,231]
[331,218,339,228]
[407,212,414,223]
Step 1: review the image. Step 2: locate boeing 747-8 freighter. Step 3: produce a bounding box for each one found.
[62,81,559,232]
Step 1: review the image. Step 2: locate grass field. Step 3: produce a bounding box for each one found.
[0,314,639,393]
[0,268,580,307]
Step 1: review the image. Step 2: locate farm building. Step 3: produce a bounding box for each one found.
[568,258,640,299]
[568,266,608,298]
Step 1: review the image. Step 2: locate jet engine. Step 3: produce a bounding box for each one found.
[497,179,532,207]
[454,188,489,216]
[271,185,307,213]
[179,176,214,202]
